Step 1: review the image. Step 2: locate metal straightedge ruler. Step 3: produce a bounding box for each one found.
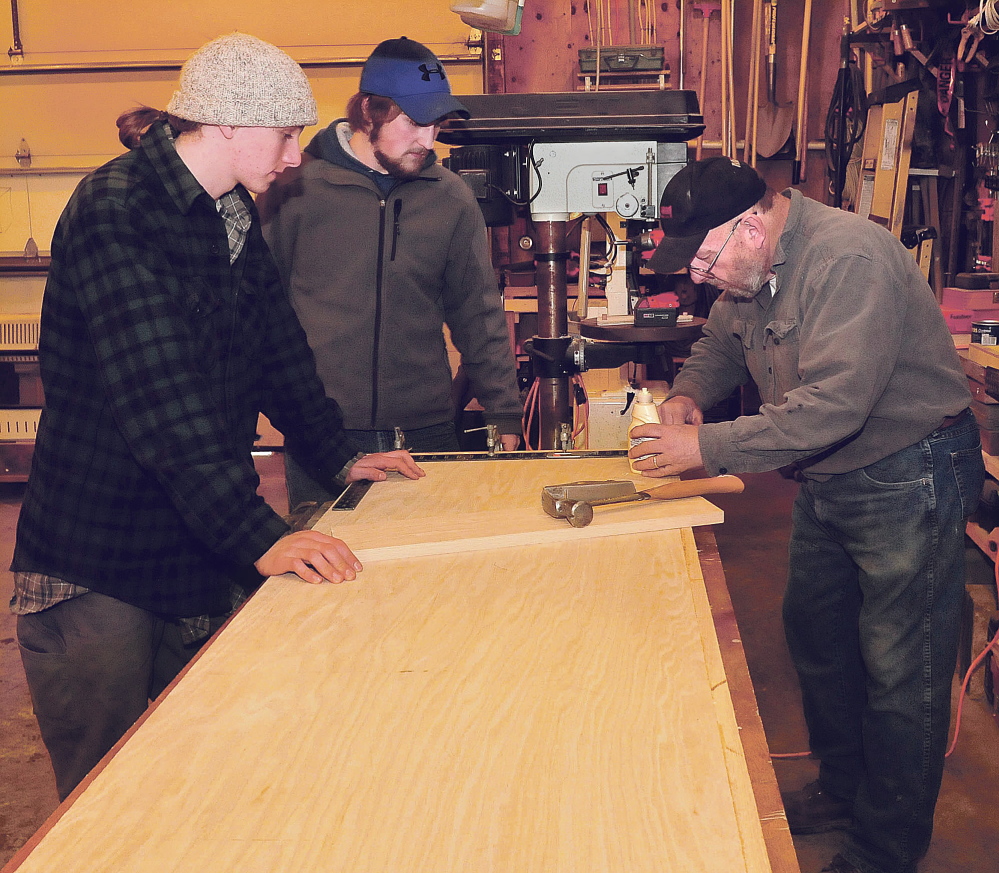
[329,479,374,510]
[285,481,376,531]
[412,449,627,463]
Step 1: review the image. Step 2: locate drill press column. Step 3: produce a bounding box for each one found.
[532,215,573,450]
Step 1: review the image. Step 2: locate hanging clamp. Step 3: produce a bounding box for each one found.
[957,23,984,64]
[464,423,499,455]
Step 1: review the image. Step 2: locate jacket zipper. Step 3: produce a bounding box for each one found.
[371,195,403,429]
[370,199,387,428]
[390,199,402,261]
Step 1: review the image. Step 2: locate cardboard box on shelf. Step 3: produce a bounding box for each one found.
[942,307,975,334]
[942,286,999,309]
[966,343,999,368]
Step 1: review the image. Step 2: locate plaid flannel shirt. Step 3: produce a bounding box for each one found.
[11,120,360,617]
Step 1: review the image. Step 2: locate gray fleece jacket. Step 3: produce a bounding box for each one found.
[669,189,970,477]
[259,121,521,434]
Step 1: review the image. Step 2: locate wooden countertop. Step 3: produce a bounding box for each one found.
[5,457,796,873]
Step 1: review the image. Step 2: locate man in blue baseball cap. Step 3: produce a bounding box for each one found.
[259,37,522,508]
[359,36,470,127]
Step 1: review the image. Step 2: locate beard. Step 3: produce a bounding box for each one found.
[712,250,772,300]
[372,146,429,180]
[367,115,434,180]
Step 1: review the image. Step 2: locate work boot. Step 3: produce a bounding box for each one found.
[781,780,852,834]
[820,854,861,873]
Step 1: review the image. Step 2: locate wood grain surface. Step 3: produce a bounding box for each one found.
[7,459,785,873]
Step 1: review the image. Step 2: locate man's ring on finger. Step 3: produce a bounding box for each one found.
[653,455,660,468]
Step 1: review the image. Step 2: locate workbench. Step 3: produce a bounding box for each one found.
[4,456,798,873]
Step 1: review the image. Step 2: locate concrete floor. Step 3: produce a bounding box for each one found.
[1,458,997,871]
[710,471,999,873]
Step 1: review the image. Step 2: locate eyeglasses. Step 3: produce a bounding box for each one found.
[688,218,743,282]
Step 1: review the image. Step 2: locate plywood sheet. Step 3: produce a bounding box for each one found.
[10,530,773,873]
[315,457,725,563]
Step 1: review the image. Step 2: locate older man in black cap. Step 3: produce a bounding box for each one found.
[631,156,982,873]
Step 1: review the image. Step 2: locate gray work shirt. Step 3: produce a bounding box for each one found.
[668,188,971,478]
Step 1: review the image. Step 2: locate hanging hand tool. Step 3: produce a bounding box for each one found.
[958,23,984,65]
[22,172,38,259]
[744,0,763,166]
[825,16,866,208]
[679,0,687,89]
[756,0,794,159]
[792,0,814,183]
[692,0,721,160]
[541,476,745,528]
[720,0,737,157]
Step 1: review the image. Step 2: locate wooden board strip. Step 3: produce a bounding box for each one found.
[316,501,723,563]
[316,458,725,562]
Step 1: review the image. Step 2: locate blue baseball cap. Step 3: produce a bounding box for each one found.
[359,37,470,126]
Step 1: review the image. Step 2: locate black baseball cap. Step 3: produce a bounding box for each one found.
[359,37,470,126]
[647,157,767,275]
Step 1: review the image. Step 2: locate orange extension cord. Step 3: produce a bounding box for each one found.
[946,549,999,758]
[521,374,589,451]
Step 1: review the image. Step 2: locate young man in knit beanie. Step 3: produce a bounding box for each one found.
[11,32,423,801]
[259,37,522,509]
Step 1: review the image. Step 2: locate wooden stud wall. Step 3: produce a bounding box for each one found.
[486,0,847,203]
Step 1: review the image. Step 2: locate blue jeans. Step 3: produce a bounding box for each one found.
[783,409,983,873]
[285,422,460,509]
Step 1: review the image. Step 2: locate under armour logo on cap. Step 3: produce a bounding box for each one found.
[419,63,446,82]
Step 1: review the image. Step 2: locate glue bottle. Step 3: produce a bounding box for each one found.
[628,387,659,473]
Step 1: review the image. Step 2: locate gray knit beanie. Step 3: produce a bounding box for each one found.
[166,32,318,127]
